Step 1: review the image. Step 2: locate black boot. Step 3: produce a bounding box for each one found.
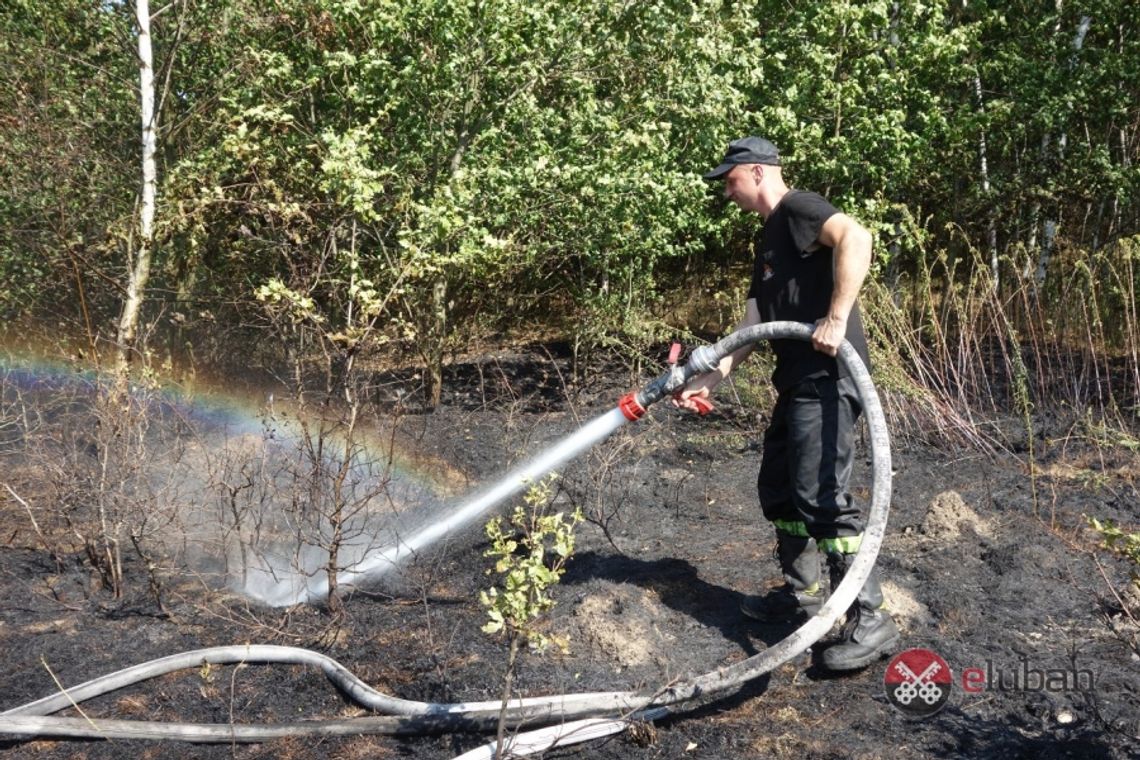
[821,552,901,671]
[741,533,824,623]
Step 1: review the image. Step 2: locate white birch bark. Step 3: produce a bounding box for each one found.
[963,0,998,291]
[116,0,157,371]
[1036,14,1091,286]
[972,72,999,292]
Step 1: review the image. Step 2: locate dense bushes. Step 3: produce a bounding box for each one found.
[1,0,1137,416]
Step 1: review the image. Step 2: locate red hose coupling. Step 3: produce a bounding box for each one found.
[617,392,646,421]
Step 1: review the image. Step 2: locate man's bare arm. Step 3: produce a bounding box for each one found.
[812,213,872,357]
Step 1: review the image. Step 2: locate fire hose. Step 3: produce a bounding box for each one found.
[0,322,892,756]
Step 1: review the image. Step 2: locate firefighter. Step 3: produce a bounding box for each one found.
[675,136,900,671]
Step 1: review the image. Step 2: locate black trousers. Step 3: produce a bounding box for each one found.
[757,376,864,545]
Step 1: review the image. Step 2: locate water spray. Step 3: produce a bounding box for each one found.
[1,322,893,759]
[300,335,721,604]
[287,406,632,605]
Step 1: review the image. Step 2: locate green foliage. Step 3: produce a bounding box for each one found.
[2,0,1139,411]
[0,1,135,320]
[1078,412,1140,452]
[146,0,1140,368]
[1087,516,1140,583]
[160,0,767,364]
[480,476,582,653]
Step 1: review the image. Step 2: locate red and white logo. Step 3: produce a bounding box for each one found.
[884,648,952,717]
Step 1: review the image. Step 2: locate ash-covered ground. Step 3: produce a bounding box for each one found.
[2,345,1138,759]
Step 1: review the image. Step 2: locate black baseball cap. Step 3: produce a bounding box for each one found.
[703,136,781,180]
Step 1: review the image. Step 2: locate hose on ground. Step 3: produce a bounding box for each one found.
[0,322,891,749]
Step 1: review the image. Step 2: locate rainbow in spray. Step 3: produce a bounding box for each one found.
[2,351,634,607]
[0,352,468,606]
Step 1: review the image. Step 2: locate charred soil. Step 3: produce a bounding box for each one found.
[2,344,1139,759]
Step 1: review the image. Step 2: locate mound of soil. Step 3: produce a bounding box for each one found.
[2,345,1139,759]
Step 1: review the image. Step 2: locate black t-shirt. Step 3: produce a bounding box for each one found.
[746,190,872,391]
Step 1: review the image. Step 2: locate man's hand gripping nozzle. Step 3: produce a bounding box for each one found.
[617,342,719,421]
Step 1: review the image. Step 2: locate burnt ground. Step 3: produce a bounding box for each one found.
[2,345,1139,760]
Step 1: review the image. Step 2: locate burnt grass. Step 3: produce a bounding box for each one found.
[2,344,1139,760]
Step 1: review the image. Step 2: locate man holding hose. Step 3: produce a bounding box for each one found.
[675,136,900,671]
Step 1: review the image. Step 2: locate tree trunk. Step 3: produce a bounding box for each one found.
[887,220,902,304]
[116,0,157,374]
[495,635,521,759]
[1035,219,1057,285]
[1036,14,1091,286]
[972,72,998,292]
[426,277,448,410]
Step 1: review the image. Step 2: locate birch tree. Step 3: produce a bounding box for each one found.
[1035,12,1092,287]
[115,0,157,373]
[972,69,999,292]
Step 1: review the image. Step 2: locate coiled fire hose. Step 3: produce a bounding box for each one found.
[0,322,891,757]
